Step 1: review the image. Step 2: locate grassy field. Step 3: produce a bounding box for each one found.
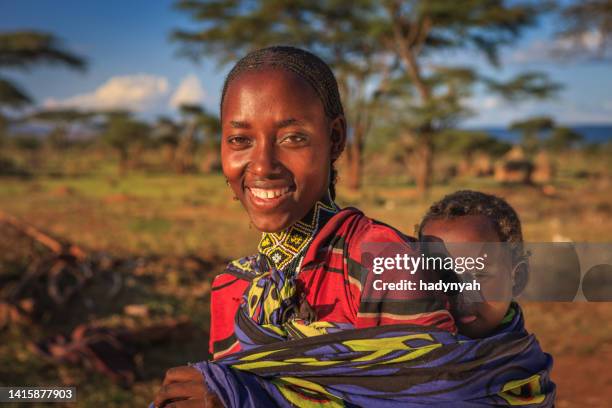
[1,154,611,406]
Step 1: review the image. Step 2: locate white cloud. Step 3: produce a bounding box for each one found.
[44,74,169,112]
[510,31,610,64]
[557,30,605,53]
[464,98,612,127]
[169,74,206,109]
[482,96,501,110]
[464,94,504,113]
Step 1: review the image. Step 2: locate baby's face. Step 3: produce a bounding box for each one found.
[420,215,512,338]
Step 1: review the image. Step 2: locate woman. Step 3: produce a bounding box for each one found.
[153,46,554,408]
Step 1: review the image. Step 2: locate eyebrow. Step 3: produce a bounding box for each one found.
[228,118,303,129]
[230,120,250,129]
[275,118,302,128]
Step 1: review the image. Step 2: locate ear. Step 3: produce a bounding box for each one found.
[329,115,347,162]
[511,260,529,297]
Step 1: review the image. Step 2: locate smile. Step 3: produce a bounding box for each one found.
[245,185,295,211]
[248,186,292,199]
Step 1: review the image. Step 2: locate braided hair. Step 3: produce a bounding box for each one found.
[221,46,344,199]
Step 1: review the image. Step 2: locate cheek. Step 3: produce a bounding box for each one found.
[290,154,330,191]
[285,140,332,185]
[481,301,510,323]
[221,146,246,181]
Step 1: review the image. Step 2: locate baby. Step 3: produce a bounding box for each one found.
[418,190,528,338]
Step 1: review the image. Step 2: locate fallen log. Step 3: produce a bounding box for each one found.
[0,210,87,261]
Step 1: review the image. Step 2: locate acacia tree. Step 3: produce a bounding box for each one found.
[171,0,390,190]
[152,116,181,169]
[546,126,583,151]
[510,116,555,154]
[101,112,150,175]
[175,104,200,173]
[174,104,222,173]
[197,108,222,173]
[27,108,95,150]
[0,31,85,108]
[375,1,563,194]
[172,0,559,195]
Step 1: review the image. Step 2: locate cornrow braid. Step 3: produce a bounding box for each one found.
[418,190,526,263]
[221,46,344,120]
[221,45,345,200]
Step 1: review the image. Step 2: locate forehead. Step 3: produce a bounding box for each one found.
[221,68,325,120]
[421,215,501,242]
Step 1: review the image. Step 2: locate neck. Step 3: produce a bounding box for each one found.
[258,191,339,271]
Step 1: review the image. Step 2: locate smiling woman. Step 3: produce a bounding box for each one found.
[152,46,554,408]
[152,46,455,408]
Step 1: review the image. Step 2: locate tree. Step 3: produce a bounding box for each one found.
[436,130,511,158]
[176,104,202,173]
[377,1,562,195]
[27,108,95,150]
[0,31,86,108]
[152,116,181,169]
[12,133,42,170]
[172,0,392,190]
[0,112,7,144]
[510,116,555,154]
[172,0,560,195]
[545,126,584,151]
[175,104,221,173]
[198,108,222,173]
[101,112,150,175]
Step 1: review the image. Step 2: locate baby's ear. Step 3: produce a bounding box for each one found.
[512,260,529,297]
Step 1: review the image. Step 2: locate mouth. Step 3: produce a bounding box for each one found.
[451,297,479,325]
[458,314,478,324]
[245,185,296,210]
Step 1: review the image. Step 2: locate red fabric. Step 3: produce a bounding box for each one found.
[209,208,456,359]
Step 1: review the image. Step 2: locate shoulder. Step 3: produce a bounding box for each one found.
[344,211,416,260]
[210,255,255,302]
[354,216,414,242]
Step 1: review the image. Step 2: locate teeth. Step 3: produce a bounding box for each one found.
[250,187,290,199]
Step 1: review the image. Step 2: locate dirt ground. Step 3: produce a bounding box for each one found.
[0,171,610,406]
[522,303,612,406]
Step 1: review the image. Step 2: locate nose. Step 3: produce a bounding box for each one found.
[249,137,282,177]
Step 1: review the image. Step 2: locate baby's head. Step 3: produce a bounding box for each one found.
[418,190,528,338]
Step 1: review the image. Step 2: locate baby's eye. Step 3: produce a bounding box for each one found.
[472,271,491,280]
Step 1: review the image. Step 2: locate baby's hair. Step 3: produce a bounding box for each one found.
[220,46,345,199]
[418,190,526,263]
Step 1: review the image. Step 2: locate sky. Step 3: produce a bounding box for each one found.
[1,0,611,127]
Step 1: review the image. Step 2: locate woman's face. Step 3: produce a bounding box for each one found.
[221,68,345,233]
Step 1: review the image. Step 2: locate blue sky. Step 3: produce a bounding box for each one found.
[2,0,611,127]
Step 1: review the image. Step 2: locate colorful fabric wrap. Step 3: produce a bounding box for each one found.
[192,252,556,407]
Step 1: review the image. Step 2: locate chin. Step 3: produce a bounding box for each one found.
[458,325,486,339]
[250,214,293,233]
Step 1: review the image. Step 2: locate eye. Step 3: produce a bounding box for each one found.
[227,135,252,147]
[473,271,492,280]
[280,133,308,145]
